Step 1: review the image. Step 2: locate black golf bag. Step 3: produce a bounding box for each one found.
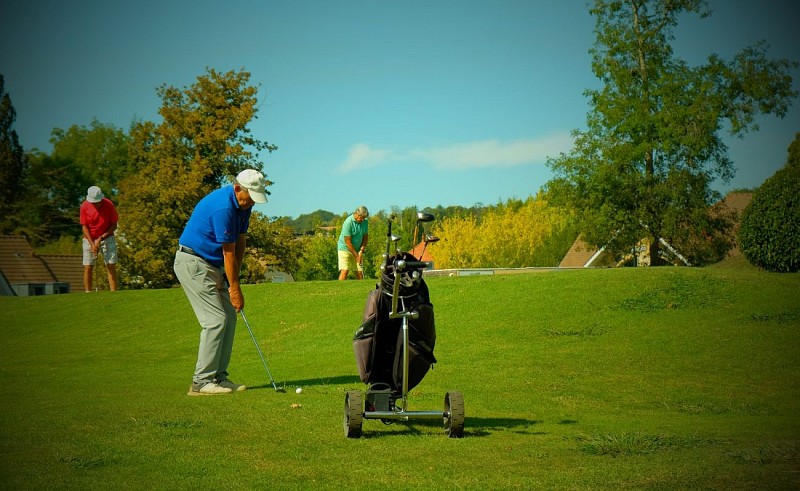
[353,252,437,394]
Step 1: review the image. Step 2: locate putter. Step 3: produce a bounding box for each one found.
[93,251,99,292]
[240,310,285,392]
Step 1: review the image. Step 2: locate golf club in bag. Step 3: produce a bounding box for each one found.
[345,212,464,438]
[240,310,285,392]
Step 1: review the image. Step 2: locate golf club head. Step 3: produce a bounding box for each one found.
[391,234,402,243]
[424,234,440,244]
[416,212,435,222]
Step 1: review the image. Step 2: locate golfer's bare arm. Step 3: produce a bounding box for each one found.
[234,233,246,277]
[82,225,93,243]
[222,241,244,311]
[100,222,117,240]
[344,236,358,257]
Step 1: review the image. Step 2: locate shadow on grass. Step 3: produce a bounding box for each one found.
[246,374,361,390]
[461,416,546,437]
[359,416,546,439]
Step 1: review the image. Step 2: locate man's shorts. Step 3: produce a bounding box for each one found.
[83,236,118,266]
[337,250,363,272]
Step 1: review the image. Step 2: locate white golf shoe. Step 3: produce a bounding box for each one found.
[187,382,233,396]
[216,379,246,392]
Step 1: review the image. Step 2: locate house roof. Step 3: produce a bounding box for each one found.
[712,191,753,257]
[559,191,754,267]
[0,235,55,284]
[716,191,753,217]
[39,254,84,290]
[559,234,598,268]
[0,235,83,293]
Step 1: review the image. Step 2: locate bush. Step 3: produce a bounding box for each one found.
[294,234,338,281]
[738,134,800,272]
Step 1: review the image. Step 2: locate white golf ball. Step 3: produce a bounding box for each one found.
[295,387,303,394]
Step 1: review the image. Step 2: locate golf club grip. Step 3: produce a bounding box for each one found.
[401,261,428,270]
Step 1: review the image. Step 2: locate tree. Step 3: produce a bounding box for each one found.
[0,75,28,235]
[0,76,132,244]
[432,196,574,269]
[241,213,303,283]
[546,0,797,265]
[294,233,338,281]
[21,151,90,244]
[49,119,132,198]
[119,68,277,288]
[433,214,484,269]
[17,121,132,245]
[738,133,800,272]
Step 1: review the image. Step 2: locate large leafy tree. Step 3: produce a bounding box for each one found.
[0,75,28,235]
[49,119,132,198]
[21,152,89,244]
[0,75,132,244]
[19,121,131,245]
[546,0,797,265]
[119,68,277,288]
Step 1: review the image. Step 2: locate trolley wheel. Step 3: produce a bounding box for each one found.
[344,390,364,438]
[444,391,465,438]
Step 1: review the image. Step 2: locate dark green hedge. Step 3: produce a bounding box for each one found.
[738,134,800,272]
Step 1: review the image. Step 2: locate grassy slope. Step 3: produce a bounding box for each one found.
[0,265,798,490]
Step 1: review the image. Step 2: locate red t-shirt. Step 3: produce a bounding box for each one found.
[80,198,119,240]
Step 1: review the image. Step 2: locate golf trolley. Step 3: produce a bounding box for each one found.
[345,212,464,438]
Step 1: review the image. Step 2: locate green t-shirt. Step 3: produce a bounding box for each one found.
[337,214,368,251]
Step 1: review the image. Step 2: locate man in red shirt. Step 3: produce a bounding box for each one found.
[80,186,119,292]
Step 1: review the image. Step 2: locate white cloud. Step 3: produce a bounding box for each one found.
[337,133,573,173]
[336,143,393,173]
[413,134,574,170]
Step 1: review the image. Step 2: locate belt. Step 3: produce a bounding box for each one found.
[178,245,203,259]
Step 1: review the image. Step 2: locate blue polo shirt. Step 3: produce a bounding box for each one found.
[179,185,251,267]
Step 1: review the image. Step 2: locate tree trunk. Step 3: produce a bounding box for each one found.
[649,238,663,266]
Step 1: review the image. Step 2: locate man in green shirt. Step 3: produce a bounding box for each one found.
[337,205,369,280]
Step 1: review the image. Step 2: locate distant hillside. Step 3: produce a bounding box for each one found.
[283,209,337,235]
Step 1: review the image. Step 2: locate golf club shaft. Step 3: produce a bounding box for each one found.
[240,310,279,391]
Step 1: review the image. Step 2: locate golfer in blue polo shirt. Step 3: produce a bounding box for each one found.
[174,169,268,396]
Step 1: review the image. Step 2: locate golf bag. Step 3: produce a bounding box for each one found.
[353,252,437,394]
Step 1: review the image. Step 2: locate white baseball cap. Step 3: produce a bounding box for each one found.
[236,169,268,203]
[86,186,104,203]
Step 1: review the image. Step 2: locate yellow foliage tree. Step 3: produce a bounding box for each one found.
[432,215,482,269]
[432,195,573,269]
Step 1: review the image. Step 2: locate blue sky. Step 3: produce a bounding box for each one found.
[1,0,798,219]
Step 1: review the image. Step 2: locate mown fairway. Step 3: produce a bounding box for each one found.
[1,263,798,489]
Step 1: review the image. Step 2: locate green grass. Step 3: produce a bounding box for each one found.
[1,265,799,489]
